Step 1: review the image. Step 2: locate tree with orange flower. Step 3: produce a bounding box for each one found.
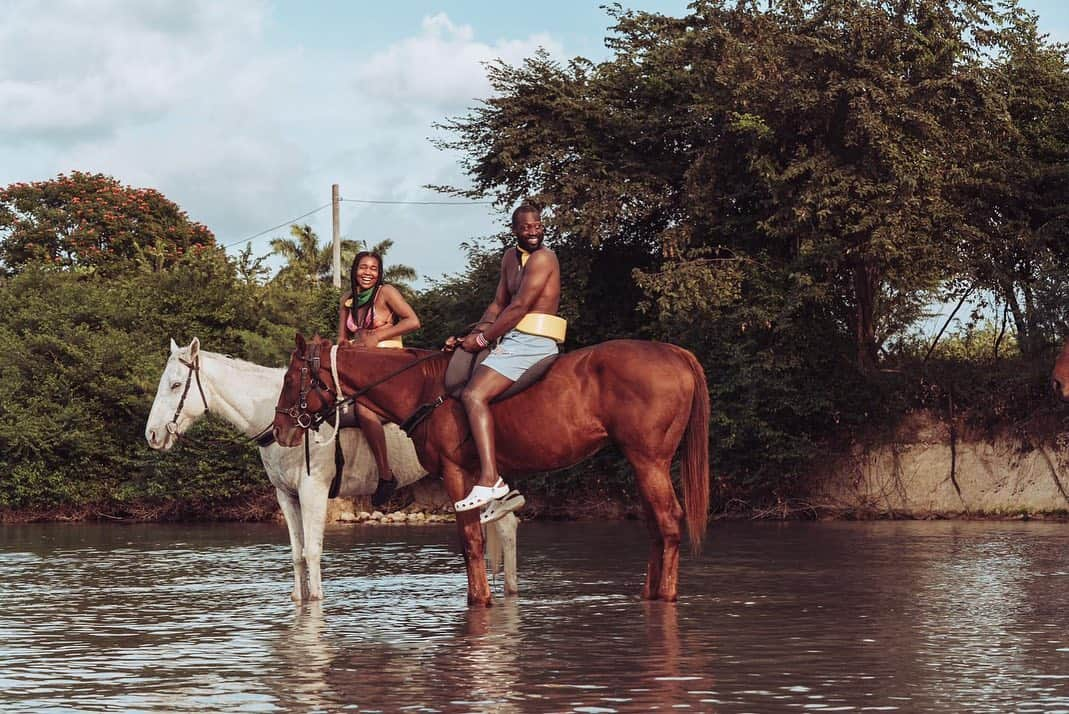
[0,171,216,275]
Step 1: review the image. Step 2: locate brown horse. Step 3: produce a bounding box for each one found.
[1053,340,1069,401]
[273,333,710,606]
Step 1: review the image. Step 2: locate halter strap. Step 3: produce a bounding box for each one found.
[167,355,209,435]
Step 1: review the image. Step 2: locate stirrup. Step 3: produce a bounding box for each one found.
[454,479,509,512]
[480,490,525,524]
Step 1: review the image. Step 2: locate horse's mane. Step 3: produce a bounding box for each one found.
[306,334,450,383]
[420,351,450,381]
[197,349,284,375]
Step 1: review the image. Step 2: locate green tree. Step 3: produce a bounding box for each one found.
[0,251,268,512]
[431,0,1038,495]
[956,12,1069,357]
[270,226,416,293]
[269,224,345,288]
[437,0,1016,373]
[0,172,215,275]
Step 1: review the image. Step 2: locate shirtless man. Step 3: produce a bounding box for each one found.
[452,203,562,514]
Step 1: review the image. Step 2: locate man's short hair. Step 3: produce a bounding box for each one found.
[511,202,541,227]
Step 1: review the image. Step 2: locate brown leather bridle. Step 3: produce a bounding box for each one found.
[276,340,445,435]
[275,341,336,430]
[167,355,209,436]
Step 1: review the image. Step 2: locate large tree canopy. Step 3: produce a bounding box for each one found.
[436,0,1057,372]
[0,172,215,275]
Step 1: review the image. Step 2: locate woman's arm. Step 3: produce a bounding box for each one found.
[364,285,420,344]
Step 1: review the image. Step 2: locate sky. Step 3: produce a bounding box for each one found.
[2,0,1066,289]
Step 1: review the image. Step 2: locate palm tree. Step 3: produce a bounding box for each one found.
[364,238,417,294]
[271,225,417,292]
[270,224,331,287]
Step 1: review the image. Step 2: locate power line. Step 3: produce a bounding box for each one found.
[340,197,495,206]
[219,195,496,251]
[220,203,332,249]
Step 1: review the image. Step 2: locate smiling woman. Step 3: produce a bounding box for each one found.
[336,250,422,506]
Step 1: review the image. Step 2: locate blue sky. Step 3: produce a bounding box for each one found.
[1,0,1065,288]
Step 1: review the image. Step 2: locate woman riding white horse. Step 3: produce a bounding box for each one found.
[144,337,520,602]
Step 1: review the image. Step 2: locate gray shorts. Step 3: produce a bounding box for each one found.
[481,330,559,381]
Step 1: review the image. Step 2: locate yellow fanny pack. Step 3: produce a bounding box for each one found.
[377,339,404,349]
[515,313,567,343]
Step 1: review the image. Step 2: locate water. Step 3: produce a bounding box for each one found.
[2,520,1069,712]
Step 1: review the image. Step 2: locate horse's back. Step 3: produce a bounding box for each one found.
[547,339,702,394]
[495,339,702,429]
[485,339,705,472]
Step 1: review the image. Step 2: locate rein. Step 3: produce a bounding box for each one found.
[277,343,442,433]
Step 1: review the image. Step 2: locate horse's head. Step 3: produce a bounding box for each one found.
[272,333,338,447]
[145,337,208,451]
[1053,339,1069,403]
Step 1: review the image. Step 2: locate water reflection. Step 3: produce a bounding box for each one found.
[4,521,1069,711]
[274,602,335,711]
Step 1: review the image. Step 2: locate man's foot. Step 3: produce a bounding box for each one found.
[454,478,509,512]
[371,477,396,508]
[480,490,526,524]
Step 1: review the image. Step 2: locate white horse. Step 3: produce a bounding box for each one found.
[144,337,520,602]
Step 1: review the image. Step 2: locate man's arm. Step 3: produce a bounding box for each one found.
[447,254,509,351]
[474,259,511,330]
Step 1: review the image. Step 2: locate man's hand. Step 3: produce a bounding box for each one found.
[459,332,485,353]
[443,335,460,352]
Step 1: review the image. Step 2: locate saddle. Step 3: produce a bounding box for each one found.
[444,346,557,402]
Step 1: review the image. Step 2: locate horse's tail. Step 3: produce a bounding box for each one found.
[680,348,710,555]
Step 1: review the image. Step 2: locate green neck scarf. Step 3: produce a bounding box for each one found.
[354,287,375,307]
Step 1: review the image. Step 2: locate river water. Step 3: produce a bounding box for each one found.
[2,520,1069,712]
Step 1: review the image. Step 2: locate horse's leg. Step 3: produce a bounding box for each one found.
[275,486,307,602]
[485,513,520,595]
[442,463,493,607]
[639,498,664,601]
[297,455,332,602]
[625,452,685,602]
[492,514,520,595]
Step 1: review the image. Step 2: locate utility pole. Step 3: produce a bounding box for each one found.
[332,183,341,288]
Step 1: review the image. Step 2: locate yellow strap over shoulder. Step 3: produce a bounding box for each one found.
[515,313,567,343]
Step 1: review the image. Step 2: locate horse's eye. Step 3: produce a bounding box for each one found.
[170,381,182,390]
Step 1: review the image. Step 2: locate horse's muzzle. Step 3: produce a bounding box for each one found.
[145,427,175,451]
[273,423,304,448]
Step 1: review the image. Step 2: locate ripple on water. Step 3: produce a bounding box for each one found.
[4,521,1069,711]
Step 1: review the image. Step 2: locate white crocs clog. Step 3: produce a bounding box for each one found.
[454,479,510,512]
[480,490,526,524]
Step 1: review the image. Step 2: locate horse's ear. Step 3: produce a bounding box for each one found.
[188,337,200,360]
[169,338,180,354]
[295,333,307,351]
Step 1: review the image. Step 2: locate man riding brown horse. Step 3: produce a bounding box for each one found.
[448,203,565,519]
[272,202,710,606]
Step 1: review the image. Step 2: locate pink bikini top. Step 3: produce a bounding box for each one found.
[346,298,392,335]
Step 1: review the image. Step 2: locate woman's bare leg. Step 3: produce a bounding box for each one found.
[356,402,395,507]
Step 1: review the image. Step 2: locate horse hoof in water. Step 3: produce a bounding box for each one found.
[468,594,494,608]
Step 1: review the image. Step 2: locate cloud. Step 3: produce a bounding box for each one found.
[0,5,562,285]
[353,13,561,112]
[0,0,271,141]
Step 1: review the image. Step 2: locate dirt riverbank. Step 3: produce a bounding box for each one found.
[5,409,1068,524]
